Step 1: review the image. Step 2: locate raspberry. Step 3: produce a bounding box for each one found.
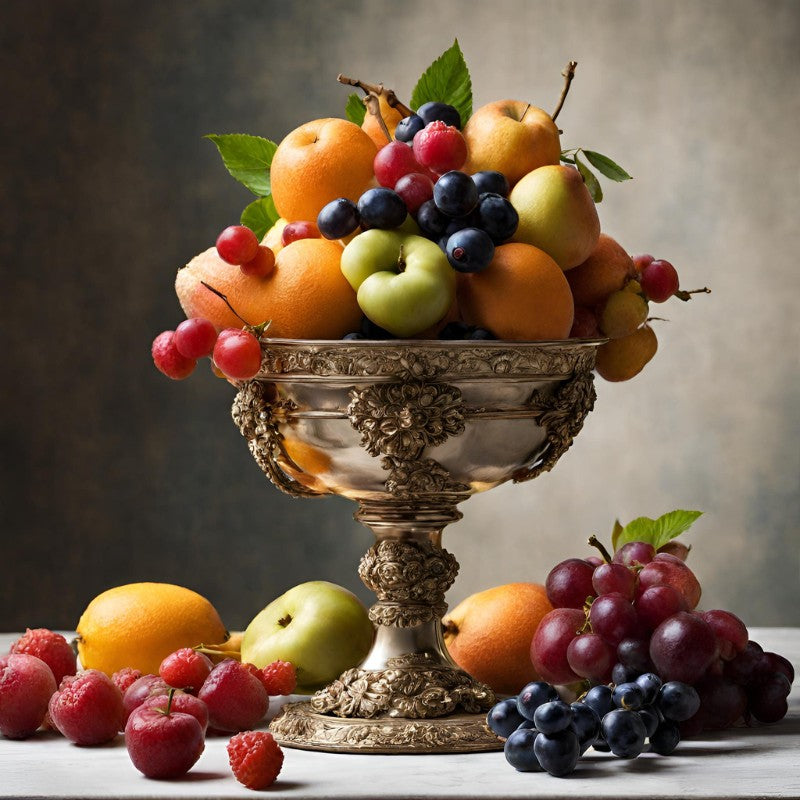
[112,667,143,695]
[261,660,297,696]
[227,730,284,790]
[159,647,213,693]
[9,628,77,685]
[198,660,268,732]
[48,670,125,745]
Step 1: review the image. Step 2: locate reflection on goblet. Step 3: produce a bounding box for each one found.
[231,338,600,753]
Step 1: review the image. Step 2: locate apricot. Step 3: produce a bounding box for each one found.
[567,233,636,307]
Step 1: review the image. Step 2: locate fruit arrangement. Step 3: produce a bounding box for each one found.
[152,41,708,385]
[0,579,374,789]
[467,510,794,778]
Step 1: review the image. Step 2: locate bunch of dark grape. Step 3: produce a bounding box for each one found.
[488,674,699,776]
[532,539,794,735]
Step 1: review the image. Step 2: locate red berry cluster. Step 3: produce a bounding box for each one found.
[0,630,295,787]
[533,542,793,735]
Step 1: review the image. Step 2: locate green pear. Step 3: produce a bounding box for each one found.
[509,165,601,271]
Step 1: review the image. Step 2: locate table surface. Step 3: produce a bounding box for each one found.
[1,628,798,800]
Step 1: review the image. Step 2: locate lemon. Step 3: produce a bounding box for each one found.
[76,582,227,676]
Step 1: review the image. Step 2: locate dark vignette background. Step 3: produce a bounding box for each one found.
[2,0,798,631]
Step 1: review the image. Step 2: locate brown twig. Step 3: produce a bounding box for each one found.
[200,281,251,326]
[551,60,578,123]
[337,74,414,116]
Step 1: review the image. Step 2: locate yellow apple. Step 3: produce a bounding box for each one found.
[462,100,561,187]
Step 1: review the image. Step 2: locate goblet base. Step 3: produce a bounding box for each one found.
[270,703,502,754]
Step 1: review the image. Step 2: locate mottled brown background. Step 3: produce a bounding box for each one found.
[2,0,798,631]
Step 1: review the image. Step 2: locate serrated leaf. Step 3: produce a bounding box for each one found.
[345,93,366,125]
[575,151,603,203]
[240,195,279,240]
[615,510,703,551]
[610,519,625,552]
[205,134,278,196]
[582,150,632,182]
[410,39,472,126]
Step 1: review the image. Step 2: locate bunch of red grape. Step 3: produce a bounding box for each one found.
[532,540,793,734]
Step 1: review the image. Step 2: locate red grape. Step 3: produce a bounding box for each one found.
[545,559,596,609]
[613,541,655,567]
[592,563,636,600]
[636,585,686,631]
[588,593,639,646]
[657,541,690,561]
[748,675,791,723]
[152,331,196,380]
[638,554,701,609]
[216,225,259,265]
[173,318,218,359]
[212,328,262,381]
[566,633,614,683]
[394,173,434,214]
[649,612,718,683]
[694,675,748,730]
[281,221,319,246]
[373,141,425,188]
[530,608,584,685]
[640,259,679,303]
[700,610,748,660]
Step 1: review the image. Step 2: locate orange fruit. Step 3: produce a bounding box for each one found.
[76,582,227,676]
[270,118,377,223]
[175,238,362,340]
[567,233,636,308]
[457,243,574,340]
[361,96,404,149]
[443,583,554,696]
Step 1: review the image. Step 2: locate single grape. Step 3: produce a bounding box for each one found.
[446,227,495,273]
[657,541,691,561]
[281,220,320,245]
[173,318,218,360]
[592,562,637,600]
[516,681,559,721]
[373,140,425,189]
[638,555,702,610]
[212,328,262,381]
[471,170,510,197]
[649,720,681,755]
[636,585,687,631]
[612,662,639,685]
[503,727,541,771]
[748,675,791,723]
[638,706,662,738]
[694,675,748,730]
[764,652,795,684]
[394,114,425,143]
[545,558,596,609]
[415,199,449,239]
[473,193,519,242]
[700,610,749,661]
[617,638,654,673]
[613,541,656,567]
[534,729,580,777]
[588,593,639,647]
[570,702,600,753]
[216,225,258,265]
[433,171,479,218]
[533,700,573,735]
[635,672,663,705]
[152,331,197,380]
[723,640,770,685]
[632,253,655,273]
[317,198,360,240]
[486,697,526,738]
[649,612,718,683]
[612,682,645,711]
[240,245,276,278]
[357,188,407,230]
[393,173,434,214]
[601,709,647,759]
[640,259,680,303]
[530,609,585,685]
[582,684,614,719]
[657,681,701,722]
[566,633,615,683]
[468,327,496,340]
[416,101,461,129]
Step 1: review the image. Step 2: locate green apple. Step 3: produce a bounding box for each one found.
[341,229,455,337]
[509,164,600,270]
[240,581,374,693]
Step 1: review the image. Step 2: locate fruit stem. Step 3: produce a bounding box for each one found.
[587,534,613,563]
[396,243,406,273]
[337,74,414,117]
[278,614,292,628]
[156,687,176,717]
[363,91,393,143]
[551,60,578,124]
[675,287,712,302]
[194,643,241,661]
[201,281,252,327]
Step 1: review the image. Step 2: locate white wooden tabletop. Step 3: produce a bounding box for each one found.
[1,628,798,799]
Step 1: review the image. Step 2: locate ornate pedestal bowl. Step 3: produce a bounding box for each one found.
[231,338,600,754]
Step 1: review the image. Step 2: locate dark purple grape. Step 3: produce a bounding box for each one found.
[695,675,747,729]
[748,675,791,723]
[649,720,681,755]
[638,706,662,737]
[317,197,360,239]
[503,727,542,771]
[570,702,600,752]
[601,709,647,759]
[487,697,526,738]
[533,700,574,735]
[433,171,479,217]
[635,672,663,705]
[471,170,510,197]
[417,101,461,129]
[416,199,449,238]
[612,682,645,711]
[534,729,580,776]
[765,652,795,684]
[612,662,639,685]
[582,684,613,718]
[357,187,407,229]
[657,681,701,722]
[394,114,425,143]
[617,638,654,673]
[474,193,518,242]
[446,227,495,273]
[516,681,559,721]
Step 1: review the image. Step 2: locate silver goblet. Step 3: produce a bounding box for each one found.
[231,338,599,753]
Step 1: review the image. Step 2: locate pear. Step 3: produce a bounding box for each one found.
[509,165,601,271]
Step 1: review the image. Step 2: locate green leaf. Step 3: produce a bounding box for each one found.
[615,510,704,551]
[575,151,602,203]
[205,134,278,197]
[410,39,472,126]
[560,153,576,164]
[582,150,632,182]
[610,519,625,552]
[345,93,366,125]
[240,195,279,240]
